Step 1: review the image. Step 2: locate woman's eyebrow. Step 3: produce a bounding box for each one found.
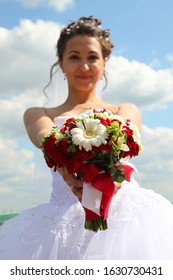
[67,50,99,54]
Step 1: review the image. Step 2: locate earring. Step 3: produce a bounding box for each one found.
[63,73,66,80]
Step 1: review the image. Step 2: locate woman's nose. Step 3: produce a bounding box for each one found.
[79,60,89,71]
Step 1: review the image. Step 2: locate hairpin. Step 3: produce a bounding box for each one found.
[66,28,71,34]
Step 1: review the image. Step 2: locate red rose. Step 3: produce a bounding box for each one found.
[122,126,133,137]
[65,117,75,125]
[74,147,93,161]
[129,141,139,156]
[57,138,69,156]
[100,118,111,126]
[124,141,139,157]
[53,149,64,168]
[45,158,55,168]
[65,158,84,173]
[60,127,66,134]
[100,143,112,152]
[60,118,77,134]
[44,135,57,159]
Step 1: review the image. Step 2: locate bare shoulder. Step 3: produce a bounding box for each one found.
[24,106,45,116]
[117,103,142,129]
[118,103,140,114]
[23,105,65,127]
[24,106,46,122]
[24,106,55,128]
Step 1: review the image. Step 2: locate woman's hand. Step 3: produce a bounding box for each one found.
[57,166,122,202]
[57,166,83,202]
[114,182,122,194]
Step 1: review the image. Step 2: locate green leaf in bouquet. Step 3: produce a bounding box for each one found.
[115,173,125,183]
[67,144,76,153]
[91,152,113,170]
[111,142,121,154]
[42,130,57,142]
[110,166,125,183]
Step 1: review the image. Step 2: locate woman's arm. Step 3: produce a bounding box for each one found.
[23,107,54,148]
[24,107,83,200]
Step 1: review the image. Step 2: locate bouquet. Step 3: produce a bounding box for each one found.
[42,108,142,232]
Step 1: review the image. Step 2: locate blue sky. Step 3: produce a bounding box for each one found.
[0,0,173,212]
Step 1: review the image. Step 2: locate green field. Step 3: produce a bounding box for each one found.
[0,213,18,225]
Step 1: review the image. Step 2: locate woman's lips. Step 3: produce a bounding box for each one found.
[76,75,91,80]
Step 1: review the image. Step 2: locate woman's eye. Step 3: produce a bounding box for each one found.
[88,55,99,61]
[69,55,79,60]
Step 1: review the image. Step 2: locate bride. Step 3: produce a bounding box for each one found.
[0,16,173,260]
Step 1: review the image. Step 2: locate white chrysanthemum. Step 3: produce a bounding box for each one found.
[71,118,108,151]
[117,136,130,151]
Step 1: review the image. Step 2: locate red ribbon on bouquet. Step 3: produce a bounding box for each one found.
[81,162,135,230]
[121,162,135,182]
[83,171,115,221]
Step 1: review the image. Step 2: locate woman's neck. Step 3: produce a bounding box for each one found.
[64,90,102,108]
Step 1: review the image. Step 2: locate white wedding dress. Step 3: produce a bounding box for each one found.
[0,114,173,260]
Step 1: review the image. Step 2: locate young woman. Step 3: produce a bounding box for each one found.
[0,16,173,260]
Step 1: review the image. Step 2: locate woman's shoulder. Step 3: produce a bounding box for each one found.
[23,106,47,122]
[105,102,139,112]
[24,106,45,115]
[118,102,140,112]
[116,103,142,129]
[108,102,140,115]
[24,106,62,120]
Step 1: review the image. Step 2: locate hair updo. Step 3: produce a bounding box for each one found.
[57,16,114,61]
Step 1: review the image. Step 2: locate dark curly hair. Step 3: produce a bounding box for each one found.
[57,16,114,60]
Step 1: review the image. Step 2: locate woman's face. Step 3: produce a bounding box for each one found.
[59,35,106,93]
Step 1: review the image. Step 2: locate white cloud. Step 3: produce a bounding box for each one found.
[105,56,173,110]
[0,135,52,213]
[0,19,62,96]
[149,58,161,69]
[48,0,74,11]
[3,0,74,11]
[0,90,44,138]
[167,54,173,63]
[0,137,35,212]
[132,125,173,201]
[0,20,68,143]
